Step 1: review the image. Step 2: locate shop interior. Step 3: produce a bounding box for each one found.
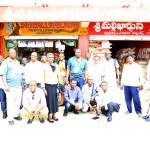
[6,39,77,61]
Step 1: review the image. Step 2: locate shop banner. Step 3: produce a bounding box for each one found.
[0,22,87,36]
[0,6,150,22]
[88,22,150,36]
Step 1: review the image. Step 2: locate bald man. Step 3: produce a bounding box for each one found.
[23,80,46,124]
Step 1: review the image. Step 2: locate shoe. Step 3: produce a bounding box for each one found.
[137,113,142,117]
[39,117,45,124]
[8,120,14,126]
[63,112,68,117]
[2,113,7,119]
[142,115,149,119]
[107,116,112,122]
[14,116,22,121]
[47,119,54,123]
[125,111,131,114]
[73,110,79,115]
[27,117,34,124]
[20,105,23,109]
[52,116,59,121]
[145,116,150,122]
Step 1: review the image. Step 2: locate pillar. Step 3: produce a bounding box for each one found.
[0,36,5,57]
[78,35,89,58]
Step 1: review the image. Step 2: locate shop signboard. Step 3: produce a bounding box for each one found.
[88,22,150,36]
[0,22,87,36]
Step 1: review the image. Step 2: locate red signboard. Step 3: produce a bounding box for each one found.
[88,22,150,36]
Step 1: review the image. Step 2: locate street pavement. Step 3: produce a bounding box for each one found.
[0,89,149,150]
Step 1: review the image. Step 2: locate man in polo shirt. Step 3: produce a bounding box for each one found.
[1,48,23,126]
[66,49,88,89]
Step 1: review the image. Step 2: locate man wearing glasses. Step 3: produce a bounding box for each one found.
[23,80,46,124]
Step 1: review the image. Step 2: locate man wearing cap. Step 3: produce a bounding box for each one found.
[120,54,144,117]
[1,48,23,126]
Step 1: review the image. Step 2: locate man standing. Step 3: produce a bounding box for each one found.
[23,80,46,124]
[66,49,88,89]
[24,52,43,89]
[0,55,7,119]
[63,79,83,117]
[120,54,144,117]
[58,52,68,106]
[1,48,23,126]
[104,50,120,89]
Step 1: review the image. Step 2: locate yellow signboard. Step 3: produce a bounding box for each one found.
[0,22,87,36]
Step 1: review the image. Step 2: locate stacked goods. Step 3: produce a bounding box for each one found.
[116,47,136,72]
[135,60,148,81]
[89,40,112,63]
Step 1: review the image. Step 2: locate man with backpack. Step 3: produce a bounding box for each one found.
[104,50,120,89]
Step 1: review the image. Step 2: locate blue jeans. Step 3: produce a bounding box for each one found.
[101,102,120,118]
[0,88,7,114]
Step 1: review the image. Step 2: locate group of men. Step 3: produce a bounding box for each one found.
[0,46,149,125]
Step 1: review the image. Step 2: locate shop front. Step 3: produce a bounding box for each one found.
[0,22,88,60]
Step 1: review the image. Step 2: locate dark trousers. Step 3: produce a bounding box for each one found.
[0,88,7,114]
[124,86,142,114]
[64,101,76,113]
[101,102,120,119]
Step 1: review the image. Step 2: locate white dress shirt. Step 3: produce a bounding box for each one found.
[121,62,144,86]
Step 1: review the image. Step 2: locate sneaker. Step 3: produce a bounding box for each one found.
[125,111,131,115]
[137,113,142,117]
[8,120,14,126]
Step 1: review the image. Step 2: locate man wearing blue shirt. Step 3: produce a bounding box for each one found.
[66,49,88,89]
[1,48,23,126]
[63,79,83,117]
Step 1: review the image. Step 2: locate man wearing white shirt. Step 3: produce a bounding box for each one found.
[95,81,120,122]
[120,54,144,117]
[24,52,43,89]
